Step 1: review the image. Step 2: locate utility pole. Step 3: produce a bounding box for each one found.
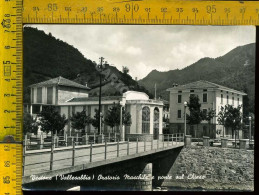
[98,57,104,135]
[155,83,157,100]
[249,116,251,144]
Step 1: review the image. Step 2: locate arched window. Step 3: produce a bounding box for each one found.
[153,107,160,139]
[142,106,150,134]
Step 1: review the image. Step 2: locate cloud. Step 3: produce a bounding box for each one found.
[25,25,256,79]
[125,46,142,55]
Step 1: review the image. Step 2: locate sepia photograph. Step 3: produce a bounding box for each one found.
[22,25,255,191]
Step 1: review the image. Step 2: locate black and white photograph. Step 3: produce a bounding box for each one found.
[22,25,255,191]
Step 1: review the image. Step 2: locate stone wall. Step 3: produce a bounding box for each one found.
[161,146,254,191]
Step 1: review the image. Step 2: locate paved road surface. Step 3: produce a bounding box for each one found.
[24,140,184,176]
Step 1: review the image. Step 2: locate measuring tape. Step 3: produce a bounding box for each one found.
[0,0,258,194]
[0,0,23,193]
[22,0,259,25]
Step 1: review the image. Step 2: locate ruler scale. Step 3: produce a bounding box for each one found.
[21,0,259,25]
[0,0,258,194]
[1,0,23,194]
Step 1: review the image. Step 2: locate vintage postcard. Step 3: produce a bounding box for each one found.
[22,25,255,191]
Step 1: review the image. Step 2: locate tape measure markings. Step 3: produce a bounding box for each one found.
[0,0,23,194]
[1,0,259,195]
[22,0,259,25]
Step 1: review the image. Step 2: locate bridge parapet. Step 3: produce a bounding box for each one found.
[22,133,184,185]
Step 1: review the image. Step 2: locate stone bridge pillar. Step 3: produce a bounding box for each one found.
[221,138,228,148]
[239,139,248,150]
[135,163,153,191]
[184,135,191,146]
[203,136,210,147]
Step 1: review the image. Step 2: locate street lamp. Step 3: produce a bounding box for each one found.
[184,101,188,137]
[99,112,103,135]
[120,97,126,141]
[249,116,252,144]
[233,119,236,148]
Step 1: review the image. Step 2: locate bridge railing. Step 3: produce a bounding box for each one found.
[23,133,122,151]
[189,136,254,150]
[22,133,184,177]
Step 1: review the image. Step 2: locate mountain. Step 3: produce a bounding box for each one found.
[139,43,255,114]
[23,27,152,103]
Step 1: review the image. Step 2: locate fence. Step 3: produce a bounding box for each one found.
[22,133,184,176]
[23,132,122,151]
[189,136,254,150]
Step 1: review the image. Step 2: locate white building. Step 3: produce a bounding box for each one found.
[166,80,246,138]
[25,76,163,141]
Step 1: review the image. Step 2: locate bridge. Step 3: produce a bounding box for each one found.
[22,133,184,190]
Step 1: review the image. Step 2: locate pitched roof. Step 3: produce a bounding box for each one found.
[167,80,246,95]
[29,76,90,90]
[67,96,122,102]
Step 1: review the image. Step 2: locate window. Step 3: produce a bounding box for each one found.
[37,87,42,103]
[178,90,182,93]
[190,94,195,98]
[31,88,34,103]
[177,110,182,119]
[32,105,40,114]
[203,109,207,116]
[227,95,229,104]
[237,98,240,105]
[203,93,207,103]
[47,87,53,104]
[203,126,207,136]
[190,90,194,92]
[221,94,223,104]
[232,97,234,105]
[203,89,207,92]
[177,124,182,133]
[153,107,159,135]
[142,106,150,134]
[178,94,182,103]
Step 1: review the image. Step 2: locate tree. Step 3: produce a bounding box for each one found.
[186,95,203,138]
[37,106,68,135]
[104,103,132,133]
[202,108,216,137]
[217,106,227,137]
[122,66,129,74]
[23,113,38,135]
[225,105,242,139]
[70,109,91,135]
[217,105,242,145]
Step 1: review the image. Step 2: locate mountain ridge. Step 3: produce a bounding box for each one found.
[23,27,152,103]
[139,43,255,114]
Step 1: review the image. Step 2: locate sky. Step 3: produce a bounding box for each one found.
[26,25,255,80]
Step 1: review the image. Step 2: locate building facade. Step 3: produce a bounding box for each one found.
[166,80,246,138]
[26,77,163,141]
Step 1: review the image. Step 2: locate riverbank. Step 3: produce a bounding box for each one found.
[160,146,254,191]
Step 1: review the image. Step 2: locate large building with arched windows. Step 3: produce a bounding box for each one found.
[25,76,164,141]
